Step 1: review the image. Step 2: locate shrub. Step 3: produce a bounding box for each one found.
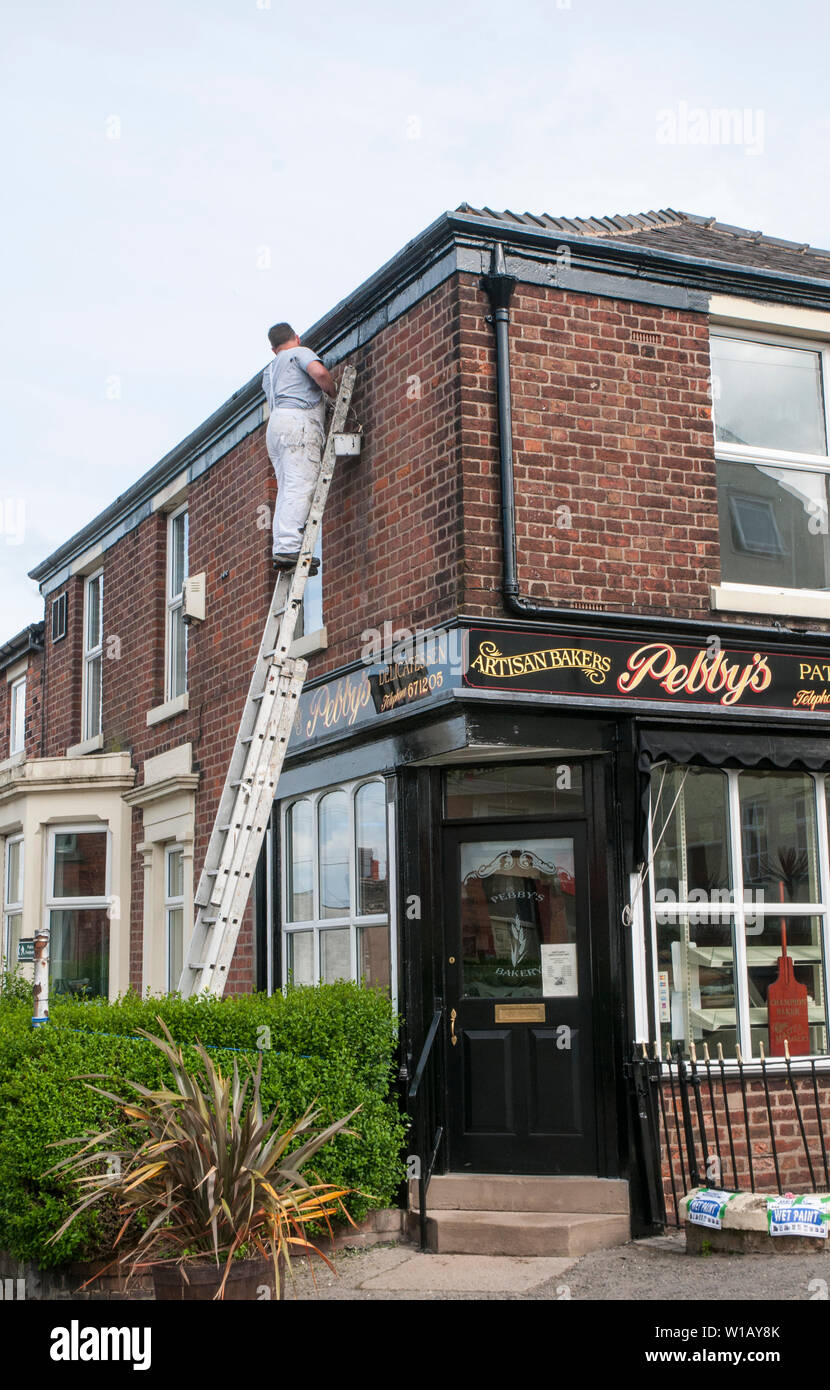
[0,983,407,1268]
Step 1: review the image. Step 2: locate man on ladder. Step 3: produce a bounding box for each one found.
[263,322,337,571]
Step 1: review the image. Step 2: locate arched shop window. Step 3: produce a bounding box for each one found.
[282,779,391,994]
[647,765,830,1059]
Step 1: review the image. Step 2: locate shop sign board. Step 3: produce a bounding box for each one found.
[290,625,830,754]
[465,629,830,715]
[291,639,457,748]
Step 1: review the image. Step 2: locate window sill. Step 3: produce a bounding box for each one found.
[710,582,830,621]
[66,733,105,757]
[288,627,328,659]
[146,693,189,727]
[0,750,25,772]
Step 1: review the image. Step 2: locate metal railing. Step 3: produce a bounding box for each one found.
[629,1041,830,1227]
[407,1007,445,1251]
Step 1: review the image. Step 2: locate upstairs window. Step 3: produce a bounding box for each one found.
[297,528,323,640]
[711,331,830,592]
[9,676,26,756]
[82,570,103,741]
[166,506,188,701]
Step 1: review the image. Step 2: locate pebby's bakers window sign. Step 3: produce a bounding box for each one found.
[291,644,455,749]
[464,629,830,716]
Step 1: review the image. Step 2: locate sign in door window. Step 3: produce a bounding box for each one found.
[460,838,577,1000]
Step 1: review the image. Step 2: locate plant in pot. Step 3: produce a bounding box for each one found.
[46,1020,359,1300]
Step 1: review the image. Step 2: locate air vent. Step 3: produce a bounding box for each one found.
[630,330,661,345]
[51,592,67,642]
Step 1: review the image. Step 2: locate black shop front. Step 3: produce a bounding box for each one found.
[263,620,830,1220]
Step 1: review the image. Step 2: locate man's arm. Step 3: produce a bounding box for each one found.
[306,358,336,398]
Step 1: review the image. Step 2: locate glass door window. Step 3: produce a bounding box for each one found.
[460,838,577,1000]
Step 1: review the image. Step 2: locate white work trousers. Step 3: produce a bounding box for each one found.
[266,401,326,553]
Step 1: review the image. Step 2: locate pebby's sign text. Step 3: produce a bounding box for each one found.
[465,630,830,715]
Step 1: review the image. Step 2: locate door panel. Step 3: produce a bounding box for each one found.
[444,820,598,1174]
[463,1030,514,1132]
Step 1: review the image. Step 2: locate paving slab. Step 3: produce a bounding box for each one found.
[359,1253,577,1293]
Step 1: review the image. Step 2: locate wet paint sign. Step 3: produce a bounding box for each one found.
[686,1189,738,1229]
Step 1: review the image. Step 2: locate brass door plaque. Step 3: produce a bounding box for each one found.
[494,1004,546,1023]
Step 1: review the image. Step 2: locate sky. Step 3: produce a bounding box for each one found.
[2,0,830,634]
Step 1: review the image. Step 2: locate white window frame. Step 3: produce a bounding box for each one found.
[711,326,830,596]
[280,777,396,1002]
[298,525,323,641]
[644,765,830,1067]
[3,833,24,973]
[9,676,26,756]
[164,843,185,992]
[165,505,188,703]
[82,569,104,742]
[44,824,112,997]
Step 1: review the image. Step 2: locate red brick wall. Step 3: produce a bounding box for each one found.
[42,577,85,754]
[457,275,720,620]
[24,650,43,761]
[659,1073,830,1224]
[0,648,42,763]
[307,275,463,679]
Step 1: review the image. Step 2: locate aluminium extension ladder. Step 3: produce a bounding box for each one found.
[178,365,357,997]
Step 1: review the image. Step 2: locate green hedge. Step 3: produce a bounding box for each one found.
[0,983,408,1268]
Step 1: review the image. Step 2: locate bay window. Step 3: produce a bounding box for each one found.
[3,835,23,973]
[165,844,184,990]
[711,331,830,592]
[648,765,830,1059]
[282,778,392,994]
[47,826,110,998]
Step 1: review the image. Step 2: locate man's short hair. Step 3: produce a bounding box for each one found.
[268,322,296,350]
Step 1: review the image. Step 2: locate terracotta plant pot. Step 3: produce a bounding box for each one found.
[151,1255,284,1301]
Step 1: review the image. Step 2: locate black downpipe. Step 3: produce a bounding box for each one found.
[480,241,808,646]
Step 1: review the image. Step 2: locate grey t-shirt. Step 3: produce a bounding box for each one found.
[262,345,324,411]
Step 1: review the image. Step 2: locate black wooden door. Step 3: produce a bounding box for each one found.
[443,820,598,1174]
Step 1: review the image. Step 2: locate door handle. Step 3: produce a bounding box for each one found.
[450,1008,458,1047]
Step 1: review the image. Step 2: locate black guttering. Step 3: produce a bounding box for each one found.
[29,208,830,587]
[479,240,828,645]
[0,622,44,672]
